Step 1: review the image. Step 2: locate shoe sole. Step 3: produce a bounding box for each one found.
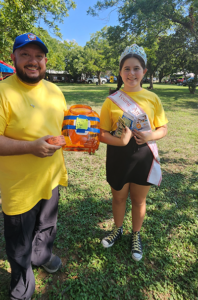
[101,232,123,248]
[101,240,114,248]
[42,262,62,273]
[132,253,142,261]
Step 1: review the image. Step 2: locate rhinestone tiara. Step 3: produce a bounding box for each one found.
[119,44,147,65]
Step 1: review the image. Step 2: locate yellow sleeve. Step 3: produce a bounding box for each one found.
[154,96,168,128]
[100,98,112,131]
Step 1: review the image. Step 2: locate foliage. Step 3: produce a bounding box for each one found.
[64,42,85,79]
[84,27,116,84]
[0,0,76,61]
[157,25,198,93]
[33,28,71,71]
[63,26,122,81]
[0,83,198,299]
[105,25,138,75]
[87,0,198,92]
[88,0,198,41]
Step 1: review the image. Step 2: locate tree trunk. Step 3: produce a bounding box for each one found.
[148,74,153,89]
[159,71,164,83]
[97,71,101,85]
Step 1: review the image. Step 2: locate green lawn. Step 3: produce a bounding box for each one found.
[0,83,198,300]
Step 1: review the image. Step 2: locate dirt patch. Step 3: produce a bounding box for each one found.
[97,217,114,230]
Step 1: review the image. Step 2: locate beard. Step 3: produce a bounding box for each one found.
[14,60,46,84]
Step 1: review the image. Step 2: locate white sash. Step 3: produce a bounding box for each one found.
[108,90,162,186]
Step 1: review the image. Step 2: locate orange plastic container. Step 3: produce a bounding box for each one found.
[62,105,100,154]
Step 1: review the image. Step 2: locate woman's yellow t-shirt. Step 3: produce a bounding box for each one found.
[100,88,168,131]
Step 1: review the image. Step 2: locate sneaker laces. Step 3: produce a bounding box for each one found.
[132,232,142,253]
[105,225,121,242]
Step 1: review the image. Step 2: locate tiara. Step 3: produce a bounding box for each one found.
[119,44,147,65]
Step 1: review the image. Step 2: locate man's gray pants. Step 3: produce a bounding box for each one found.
[3,186,59,300]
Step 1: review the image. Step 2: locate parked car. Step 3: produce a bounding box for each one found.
[104,76,110,83]
[163,79,170,83]
[85,76,107,84]
[142,78,150,83]
[176,77,185,84]
[170,78,177,84]
[77,77,85,83]
[113,76,117,82]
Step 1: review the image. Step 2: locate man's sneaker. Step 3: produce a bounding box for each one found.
[101,224,123,248]
[131,231,143,261]
[42,254,62,273]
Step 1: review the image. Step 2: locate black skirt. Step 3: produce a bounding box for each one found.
[106,137,153,191]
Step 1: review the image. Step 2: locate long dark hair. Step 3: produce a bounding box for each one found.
[109,53,146,95]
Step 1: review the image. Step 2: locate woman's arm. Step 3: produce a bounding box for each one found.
[133,124,168,145]
[100,127,133,146]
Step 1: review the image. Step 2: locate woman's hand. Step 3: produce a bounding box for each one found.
[120,126,133,146]
[100,128,133,146]
[133,130,153,145]
[133,125,168,145]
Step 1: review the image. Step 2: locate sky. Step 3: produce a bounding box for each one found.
[41,0,119,46]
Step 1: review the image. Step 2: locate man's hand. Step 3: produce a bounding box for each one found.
[0,135,62,157]
[30,136,62,158]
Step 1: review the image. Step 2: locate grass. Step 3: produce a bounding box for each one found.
[0,83,198,300]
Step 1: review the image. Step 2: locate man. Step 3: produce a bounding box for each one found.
[0,33,68,300]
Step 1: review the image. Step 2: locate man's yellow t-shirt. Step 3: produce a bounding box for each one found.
[100,88,168,131]
[0,74,68,215]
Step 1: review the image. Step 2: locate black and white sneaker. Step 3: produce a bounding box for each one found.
[101,224,123,248]
[131,231,143,261]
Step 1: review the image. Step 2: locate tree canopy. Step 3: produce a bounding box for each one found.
[0,0,76,61]
[88,0,198,41]
[88,0,198,93]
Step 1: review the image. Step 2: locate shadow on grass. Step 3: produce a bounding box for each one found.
[0,267,10,299]
[0,167,197,299]
[44,168,198,299]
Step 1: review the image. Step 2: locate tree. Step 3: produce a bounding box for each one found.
[88,0,198,42]
[0,0,76,61]
[84,27,116,84]
[33,28,70,71]
[172,27,198,94]
[64,42,85,80]
[105,25,137,76]
[88,0,198,93]
[157,26,198,93]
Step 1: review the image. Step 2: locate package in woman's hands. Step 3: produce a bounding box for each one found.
[132,113,151,131]
[114,117,125,138]
[122,111,135,129]
[114,111,151,138]
[114,112,135,138]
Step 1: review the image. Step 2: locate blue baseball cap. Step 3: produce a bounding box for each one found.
[13,33,48,54]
